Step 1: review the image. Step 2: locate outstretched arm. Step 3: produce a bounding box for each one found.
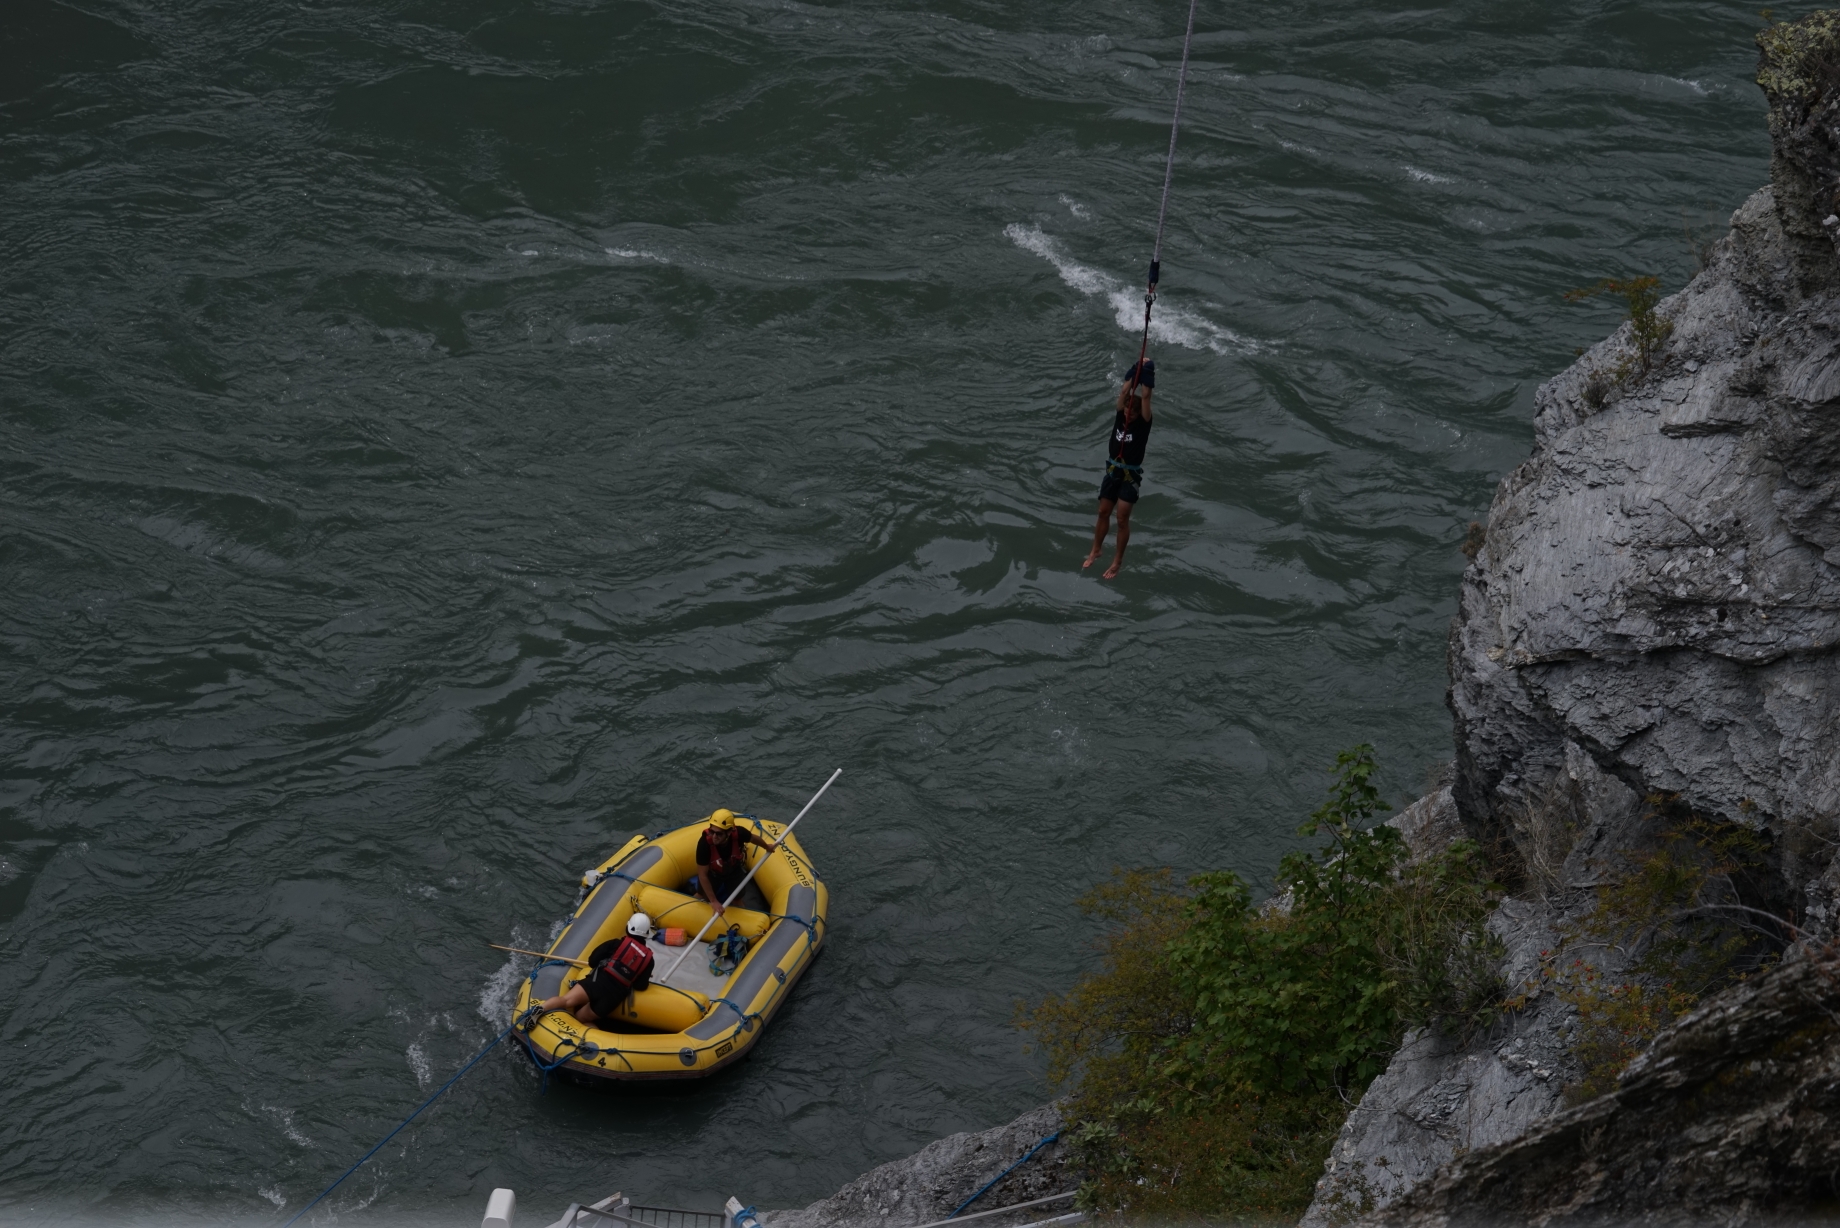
[1117,380,1154,422]
[697,866,726,915]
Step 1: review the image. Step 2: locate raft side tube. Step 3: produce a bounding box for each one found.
[605,983,712,1033]
[534,844,665,1001]
[685,883,820,1041]
[633,884,769,941]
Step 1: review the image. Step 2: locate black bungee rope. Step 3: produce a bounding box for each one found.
[1129,0,1202,396]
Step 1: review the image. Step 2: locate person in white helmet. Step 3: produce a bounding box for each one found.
[535,912,656,1025]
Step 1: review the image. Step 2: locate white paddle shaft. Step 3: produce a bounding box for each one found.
[659,768,842,983]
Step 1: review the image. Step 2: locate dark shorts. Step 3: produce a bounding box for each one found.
[583,969,641,1019]
[1099,468,1142,505]
[692,869,746,903]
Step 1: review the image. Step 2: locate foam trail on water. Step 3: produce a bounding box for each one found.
[1004,223,1259,354]
[477,919,567,1024]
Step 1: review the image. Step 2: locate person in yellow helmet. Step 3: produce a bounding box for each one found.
[694,808,778,916]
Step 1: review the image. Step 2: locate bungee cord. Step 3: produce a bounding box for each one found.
[1129,0,1202,395]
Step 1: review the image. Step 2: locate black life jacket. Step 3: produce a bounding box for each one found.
[597,935,654,991]
[704,825,745,874]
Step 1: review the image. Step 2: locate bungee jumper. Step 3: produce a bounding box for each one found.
[1084,359,1154,579]
[1082,0,1198,580]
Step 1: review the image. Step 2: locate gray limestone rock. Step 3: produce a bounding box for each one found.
[763,1105,1070,1228]
[1758,11,1840,297]
[1388,787,1466,864]
[1453,183,1840,875]
[1302,750,1639,1228]
[1305,21,1840,1220]
[1364,950,1840,1228]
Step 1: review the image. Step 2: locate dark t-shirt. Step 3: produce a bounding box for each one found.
[696,828,750,896]
[1109,411,1151,466]
[584,935,653,1012]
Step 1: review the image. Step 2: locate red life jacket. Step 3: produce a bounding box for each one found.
[704,825,745,874]
[597,935,654,991]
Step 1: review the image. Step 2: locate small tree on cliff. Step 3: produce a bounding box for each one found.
[1566,276,1673,393]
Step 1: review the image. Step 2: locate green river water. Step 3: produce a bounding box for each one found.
[0,0,1773,1221]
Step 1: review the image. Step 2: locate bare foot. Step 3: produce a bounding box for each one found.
[1103,558,1122,579]
[1081,551,1100,570]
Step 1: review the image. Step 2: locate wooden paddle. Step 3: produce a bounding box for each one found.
[488,942,589,968]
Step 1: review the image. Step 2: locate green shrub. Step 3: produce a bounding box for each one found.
[1565,275,1673,396]
[1529,793,1790,1102]
[1020,747,1504,1219]
[1537,959,1699,1102]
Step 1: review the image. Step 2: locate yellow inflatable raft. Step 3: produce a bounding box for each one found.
[512,813,827,1082]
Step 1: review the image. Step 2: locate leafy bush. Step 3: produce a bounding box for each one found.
[1565,275,1674,397]
[1019,747,1504,1219]
[1536,959,1699,1102]
[1528,793,1792,1101]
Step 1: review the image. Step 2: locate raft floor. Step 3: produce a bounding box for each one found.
[653,939,734,1000]
[648,879,768,1001]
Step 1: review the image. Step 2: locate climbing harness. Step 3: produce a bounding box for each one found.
[1104,458,1144,484]
[279,1002,546,1228]
[948,1132,1063,1219]
[708,924,750,975]
[1127,0,1201,397]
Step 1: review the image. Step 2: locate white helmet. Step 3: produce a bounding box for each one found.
[627,912,652,939]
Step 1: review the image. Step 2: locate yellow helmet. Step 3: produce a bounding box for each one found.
[707,808,737,830]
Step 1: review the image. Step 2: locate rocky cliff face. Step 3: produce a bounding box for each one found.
[1448,176,1840,925]
[763,1105,1071,1228]
[1305,13,1840,1225]
[1370,949,1840,1228]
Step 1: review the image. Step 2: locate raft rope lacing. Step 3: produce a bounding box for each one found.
[1127,0,1201,398]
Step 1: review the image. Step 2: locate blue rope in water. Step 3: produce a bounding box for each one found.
[279,1008,538,1228]
[531,1034,595,1093]
[947,1132,1061,1219]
